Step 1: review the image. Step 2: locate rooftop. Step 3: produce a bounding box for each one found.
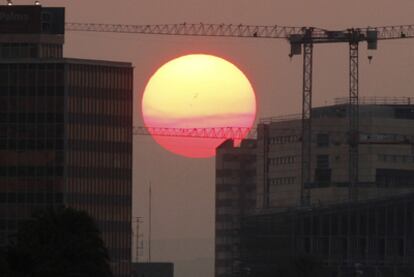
[260,96,414,124]
[0,57,132,67]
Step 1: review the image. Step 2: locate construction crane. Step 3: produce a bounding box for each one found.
[133,126,253,140]
[134,126,414,145]
[67,22,414,204]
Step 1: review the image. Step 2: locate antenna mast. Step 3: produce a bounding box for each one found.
[148,181,152,263]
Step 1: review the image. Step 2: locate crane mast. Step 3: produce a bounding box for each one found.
[67,22,414,205]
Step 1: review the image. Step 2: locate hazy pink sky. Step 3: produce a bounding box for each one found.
[16,0,414,272]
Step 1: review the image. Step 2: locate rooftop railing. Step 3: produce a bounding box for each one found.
[335,96,414,105]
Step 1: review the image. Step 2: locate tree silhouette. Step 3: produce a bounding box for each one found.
[4,208,112,277]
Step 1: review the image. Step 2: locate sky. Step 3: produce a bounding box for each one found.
[15,0,414,275]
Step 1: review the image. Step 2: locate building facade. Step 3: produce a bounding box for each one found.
[216,99,414,277]
[241,193,414,277]
[257,99,414,209]
[132,262,174,277]
[215,139,256,277]
[0,5,132,277]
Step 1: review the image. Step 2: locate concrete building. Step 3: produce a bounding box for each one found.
[241,192,414,277]
[0,5,132,277]
[132,262,174,277]
[215,139,256,277]
[257,98,414,209]
[216,98,414,277]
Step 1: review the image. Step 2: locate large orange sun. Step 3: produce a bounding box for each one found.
[142,54,256,158]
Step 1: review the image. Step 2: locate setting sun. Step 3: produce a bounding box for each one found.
[142,54,256,158]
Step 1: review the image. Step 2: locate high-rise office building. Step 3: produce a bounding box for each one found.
[0,5,133,277]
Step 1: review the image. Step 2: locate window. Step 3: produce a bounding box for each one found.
[269,177,295,186]
[268,135,299,145]
[378,154,414,163]
[376,168,414,187]
[317,155,329,169]
[315,169,331,183]
[317,133,330,147]
[269,156,296,166]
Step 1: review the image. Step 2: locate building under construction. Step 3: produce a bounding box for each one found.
[215,98,414,277]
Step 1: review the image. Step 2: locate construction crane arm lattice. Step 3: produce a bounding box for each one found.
[65,22,322,39]
[364,24,414,40]
[66,22,414,41]
[133,126,254,140]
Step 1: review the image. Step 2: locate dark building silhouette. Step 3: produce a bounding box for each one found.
[215,139,256,277]
[241,193,414,277]
[216,100,414,277]
[132,262,174,277]
[0,5,132,277]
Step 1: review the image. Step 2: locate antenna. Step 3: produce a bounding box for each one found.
[148,181,152,263]
[135,217,143,263]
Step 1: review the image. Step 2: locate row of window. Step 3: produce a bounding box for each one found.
[68,152,130,168]
[68,113,131,127]
[68,124,131,142]
[0,166,63,177]
[68,97,131,116]
[0,219,130,236]
[222,153,256,162]
[0,43,62,59]
[268,135,299,145]
[0,124,132,143]
[0,113,64,123]
[0,124,64,139]
[0,64,64,87]
[0,65,132,99]
[0,139,64,150]
[68,65,132,90]
[296,208,410,237]
[216,169,257,178]
[268,176,296,185]
[378,154,414,163]
[0,87,132,100]
[0,87,65,97]
[299,237,404,258]
[0,192,63,204]
[66,166,131,180]
[67,193,131,206]
[69,140,132,153]
[376,169,414,187]
[0,43,39,59]
[267,133,335,147]
[268,156,296,166]
[69,87,131,100]
[39,44,62,58]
